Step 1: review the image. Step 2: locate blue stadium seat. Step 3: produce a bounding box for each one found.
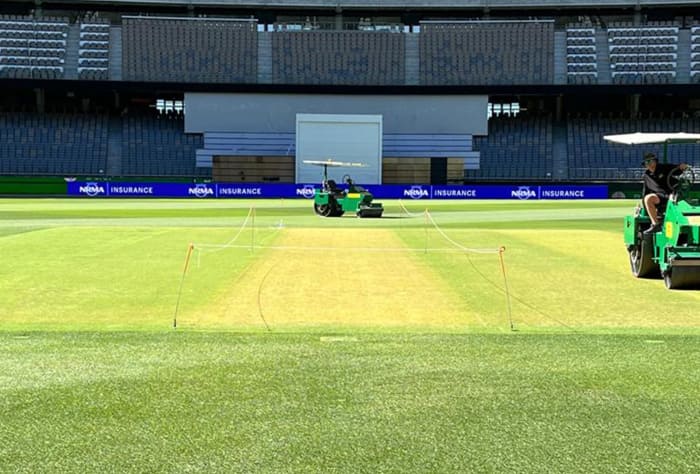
[121,113,206,177]
[0,112,107,175]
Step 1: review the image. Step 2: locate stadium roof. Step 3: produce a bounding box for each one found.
[11,0,700,9]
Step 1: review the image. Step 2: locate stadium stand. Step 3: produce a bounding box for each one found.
[0,112,108,175]
[468,115,553,180]
[0,13,699,88]
[692,25,700,83]
[566,23,598,85]
[419,20,554,85]
[567,116,700,180]
[0,15,68,80]
[0,110,207,177]
[608,21,679,85]
[2,5,700,185]
[271,30,404,85]
[122,112,207,177]
[122,17,257,83]
[78,15,110,80]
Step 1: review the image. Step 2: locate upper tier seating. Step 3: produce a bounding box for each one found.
[419,21,554,85]
[79,17,110,80]
[0,15,68,79]
[608,21,679,85]
[272,30,404,85]
[566,23,598,85]
[123,17,257,83]
[691,25,700,83]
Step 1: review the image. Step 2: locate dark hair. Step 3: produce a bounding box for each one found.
[644,152,657,161]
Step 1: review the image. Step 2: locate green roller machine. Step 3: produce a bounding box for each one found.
[303,159,384,218]
[605,132,700,289]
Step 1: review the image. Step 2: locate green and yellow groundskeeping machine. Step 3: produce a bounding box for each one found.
[303,159,384,218]
[605,133,700,289]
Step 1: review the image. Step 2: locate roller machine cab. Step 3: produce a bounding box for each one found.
[609,133,700,289]
[624,166,700,289]
[303,160,384,218]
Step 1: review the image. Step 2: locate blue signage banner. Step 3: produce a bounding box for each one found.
[374,184,608,200]
[66,181,608,200]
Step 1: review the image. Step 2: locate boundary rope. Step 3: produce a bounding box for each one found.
[172,243,194,329]
[194,206,255,255]
[425,210,501,254]
[425,209,514,330]
[398,199,423,218]
[172,206,576,333]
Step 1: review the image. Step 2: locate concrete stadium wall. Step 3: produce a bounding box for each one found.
[184,93,488,135]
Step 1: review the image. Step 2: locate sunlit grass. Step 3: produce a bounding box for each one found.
[1,198,699,472]
[1,332,699,473]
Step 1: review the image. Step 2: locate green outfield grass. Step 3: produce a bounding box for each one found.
[1,198,699,472]
[1,198,697,332]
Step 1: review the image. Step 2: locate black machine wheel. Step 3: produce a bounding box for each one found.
[629,234,660,278]
[663,269,675,289]
[314,203,332,217]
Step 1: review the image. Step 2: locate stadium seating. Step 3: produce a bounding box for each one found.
[608,21,679,85]
[566,116,700,180]
[271,30,404,85]
[468,115,553,180]
[0,111,208,177]
[78,16,110,80]
[121,112,207,177]
[566,23,598,84]
[0,15,68,79]
[691,25,700,83]
[122,17,257,83]
[419,21,554,85]
[0,112,108,175]
[3,11,700,183]
[1,14,700,88]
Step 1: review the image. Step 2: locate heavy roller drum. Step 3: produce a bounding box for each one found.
[663,261,700,289]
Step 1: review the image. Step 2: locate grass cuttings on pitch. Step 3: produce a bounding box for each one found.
[1,331,699,473]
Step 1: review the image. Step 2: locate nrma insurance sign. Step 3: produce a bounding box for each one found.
[77,182,107,197]
[67,182,608,200]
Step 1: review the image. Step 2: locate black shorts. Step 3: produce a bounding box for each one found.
[656,193,668,209]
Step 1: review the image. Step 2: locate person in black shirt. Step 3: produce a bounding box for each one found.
[641,152,688,234]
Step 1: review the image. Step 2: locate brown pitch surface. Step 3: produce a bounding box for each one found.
[187,227,480,329]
